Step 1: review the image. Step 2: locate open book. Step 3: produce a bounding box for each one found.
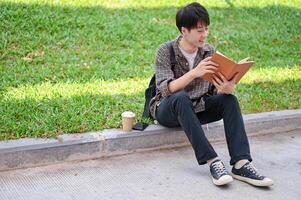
[202,51,255,84]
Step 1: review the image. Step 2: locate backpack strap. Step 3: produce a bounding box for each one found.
[168,42,176,71]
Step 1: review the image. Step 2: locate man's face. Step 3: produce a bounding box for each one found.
[182,22,209,48]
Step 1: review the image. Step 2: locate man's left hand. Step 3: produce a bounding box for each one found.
[212,72,238,94]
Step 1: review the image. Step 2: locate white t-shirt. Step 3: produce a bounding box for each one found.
[179,46,198,70]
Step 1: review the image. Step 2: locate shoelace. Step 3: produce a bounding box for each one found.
[245,163,262,177]
[212,161,226,176]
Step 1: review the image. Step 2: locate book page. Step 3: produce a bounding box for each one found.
[216,51,236,63]
[238,57,250,64]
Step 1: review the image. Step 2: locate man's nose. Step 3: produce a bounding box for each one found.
[200,32,208,39]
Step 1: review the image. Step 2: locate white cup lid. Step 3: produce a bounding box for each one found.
[121,111,135,118]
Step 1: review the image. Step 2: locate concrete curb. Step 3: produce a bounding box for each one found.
[1,109,301,171]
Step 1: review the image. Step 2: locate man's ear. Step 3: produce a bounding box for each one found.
[181,27,188,35]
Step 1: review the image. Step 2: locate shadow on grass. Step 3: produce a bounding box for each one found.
[0,2,300,90]
[0,78,300,140]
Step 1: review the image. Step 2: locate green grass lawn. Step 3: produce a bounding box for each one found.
[1,0,300,140]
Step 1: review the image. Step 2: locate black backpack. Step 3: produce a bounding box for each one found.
[133,42,176,131]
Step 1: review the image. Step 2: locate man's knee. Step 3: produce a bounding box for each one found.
[170,91,192,107]
[220,94,239,107]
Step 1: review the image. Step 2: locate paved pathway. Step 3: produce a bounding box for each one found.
[0,130,300,200]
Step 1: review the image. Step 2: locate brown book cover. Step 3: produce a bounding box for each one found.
[202,51,255,84]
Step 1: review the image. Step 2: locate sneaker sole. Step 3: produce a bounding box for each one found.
[232,174,273,187]
[212,175,233,186]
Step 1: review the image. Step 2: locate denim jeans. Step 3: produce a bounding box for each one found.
[155,90,252,165]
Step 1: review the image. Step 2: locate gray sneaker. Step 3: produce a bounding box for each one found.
[210,159,233,186]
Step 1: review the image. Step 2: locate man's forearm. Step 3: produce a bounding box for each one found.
[168,70,196,94]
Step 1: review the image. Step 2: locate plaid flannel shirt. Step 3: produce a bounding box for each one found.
[150,35,217,119]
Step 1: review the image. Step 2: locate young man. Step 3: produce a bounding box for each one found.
[149,2,273,187]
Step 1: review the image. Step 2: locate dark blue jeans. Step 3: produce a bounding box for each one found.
[155,91,252,165]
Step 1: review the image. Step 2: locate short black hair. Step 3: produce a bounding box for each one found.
[176,2,210,33]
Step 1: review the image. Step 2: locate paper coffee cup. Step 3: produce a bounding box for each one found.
[121,111,136,132]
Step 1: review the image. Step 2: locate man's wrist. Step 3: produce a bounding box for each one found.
[187,69,197,80]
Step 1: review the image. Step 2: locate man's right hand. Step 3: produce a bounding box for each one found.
[191,56,218,79]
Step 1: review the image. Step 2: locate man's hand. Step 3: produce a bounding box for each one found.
[191,57,218,79]
[212,72,238,94]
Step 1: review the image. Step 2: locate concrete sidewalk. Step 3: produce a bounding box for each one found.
[0,109,301,171]
[0,130,300,200]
